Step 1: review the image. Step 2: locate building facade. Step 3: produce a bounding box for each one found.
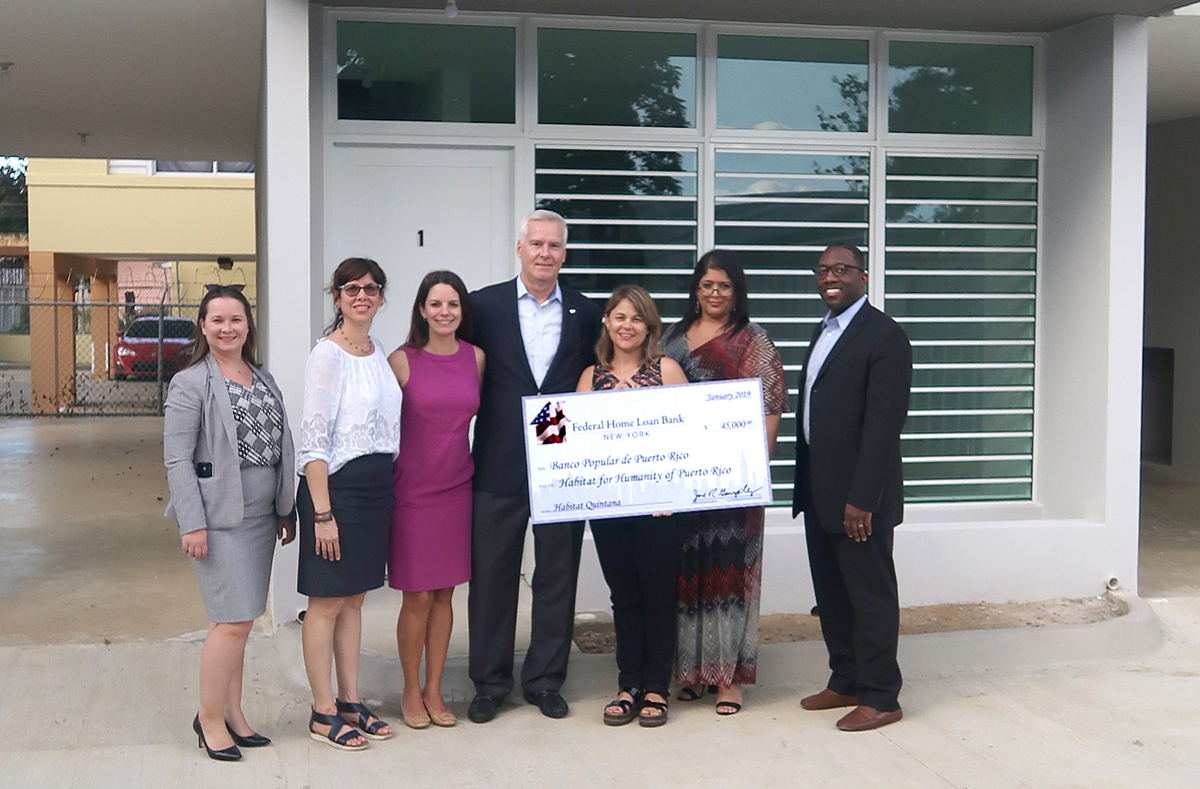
[15,158,256,411]
[257,2,1148,624]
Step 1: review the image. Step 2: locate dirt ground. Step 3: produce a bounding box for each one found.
[572,595,1127,654]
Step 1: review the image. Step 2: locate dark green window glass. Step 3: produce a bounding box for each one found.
[717,36,869,132]
[536,147,698,315]
[885,155,1038,503]
[712,150,873,505]
[888,41,1034,136]
[538,29,696,127]
[337,21,515,123]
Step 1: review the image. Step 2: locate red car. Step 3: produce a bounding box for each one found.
[112,316,196,380]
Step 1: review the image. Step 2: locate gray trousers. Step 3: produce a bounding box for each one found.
[468,489,585,698]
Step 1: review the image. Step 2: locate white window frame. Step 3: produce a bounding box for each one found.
[525,16,705,140]
[107,159,255,177]
[706,22,878,145]
[107,159,154,175]
[324,9,524,139]
[880,30,1045,150]
[320,8,1049,506]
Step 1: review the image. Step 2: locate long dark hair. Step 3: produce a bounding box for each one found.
[325,257,388,334]
[678,249,750,333]
[405,270,473,348]
[595,284,662,368]
[186,286,258,368]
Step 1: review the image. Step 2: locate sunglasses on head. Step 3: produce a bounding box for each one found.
[205,284,246,294]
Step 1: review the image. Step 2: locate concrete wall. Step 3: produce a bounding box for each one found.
[0,335,88,365]
[262,0,315,630]
[25,159,255,259]
[1145,115,1200,479]
[1038,14,1145,591]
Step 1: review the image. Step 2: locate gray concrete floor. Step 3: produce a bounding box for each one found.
[0,417,207,645]
[1140,462,1200,597]
[4,417,1200,787]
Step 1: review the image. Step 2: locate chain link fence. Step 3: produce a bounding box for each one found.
[0,294,253,416]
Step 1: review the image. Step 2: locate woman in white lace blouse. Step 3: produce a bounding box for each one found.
[297,257,401,751]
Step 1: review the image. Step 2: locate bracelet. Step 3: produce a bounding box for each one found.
[314,509,333,523]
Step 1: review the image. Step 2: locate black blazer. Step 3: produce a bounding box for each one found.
[792,302,913,533]
[470,278,602,496]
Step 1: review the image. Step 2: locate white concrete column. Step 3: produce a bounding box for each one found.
[259,0,313,629]
[1041,15,1147,593]
[1104,17,1148,591]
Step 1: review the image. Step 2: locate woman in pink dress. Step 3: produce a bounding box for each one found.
[387,270,485,729]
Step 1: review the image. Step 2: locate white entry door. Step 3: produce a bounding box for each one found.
[325,144,514,349]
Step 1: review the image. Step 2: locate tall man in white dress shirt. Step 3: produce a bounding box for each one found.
[465,210,602,722]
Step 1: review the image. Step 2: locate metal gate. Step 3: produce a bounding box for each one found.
[0,293,253,416]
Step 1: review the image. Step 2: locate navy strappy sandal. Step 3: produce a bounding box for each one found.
[308,708,368,751]
[336,699,393,741]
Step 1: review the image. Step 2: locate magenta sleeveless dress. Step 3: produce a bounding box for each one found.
[388,341,479,591]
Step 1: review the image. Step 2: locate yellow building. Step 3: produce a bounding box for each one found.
[21,158,255,412]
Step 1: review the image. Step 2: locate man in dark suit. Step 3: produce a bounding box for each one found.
[792,243,912,732]
[466,209,602,723]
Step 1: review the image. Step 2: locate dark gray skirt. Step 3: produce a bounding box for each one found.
[297,453,393,598]
[190,464,278,623]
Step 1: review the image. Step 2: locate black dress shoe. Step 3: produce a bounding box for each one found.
[468,694,502,723]
[193,714,241,762]
[523,690,569,719]
[226,723,271,747]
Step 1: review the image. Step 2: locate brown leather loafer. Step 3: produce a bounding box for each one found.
[836,705,903,731]
[800,688,859,711]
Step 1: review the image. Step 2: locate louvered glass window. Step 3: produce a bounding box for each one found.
[713,150,871,498]
[534,148,699,314]
[884,155,1037,502]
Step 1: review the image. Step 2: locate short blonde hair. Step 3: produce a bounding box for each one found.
[595,284,663,368]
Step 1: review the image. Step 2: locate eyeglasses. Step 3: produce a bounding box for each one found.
[698,281,733,295]
[205,283,245,294]
[338,283,383,297]
[813,263,865,278]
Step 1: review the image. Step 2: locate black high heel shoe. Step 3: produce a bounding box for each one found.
[193,714,242,762]
[226,722,271,747]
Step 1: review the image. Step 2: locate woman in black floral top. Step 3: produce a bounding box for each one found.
[576,285,688,727]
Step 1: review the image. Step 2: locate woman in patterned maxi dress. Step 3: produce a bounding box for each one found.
[661,250,788,715]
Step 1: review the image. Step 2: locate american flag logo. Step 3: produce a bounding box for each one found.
[531,401,569,445]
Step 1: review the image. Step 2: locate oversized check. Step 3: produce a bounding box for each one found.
[522,378,773,524]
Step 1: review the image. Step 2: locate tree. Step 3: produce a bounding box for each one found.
[816,73,869,134]
[0,157,28,234]
[889,66,981,134]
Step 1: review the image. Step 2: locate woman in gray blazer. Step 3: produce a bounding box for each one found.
[164,284,296,762]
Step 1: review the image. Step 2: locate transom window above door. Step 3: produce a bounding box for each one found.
[336,20,516,123]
